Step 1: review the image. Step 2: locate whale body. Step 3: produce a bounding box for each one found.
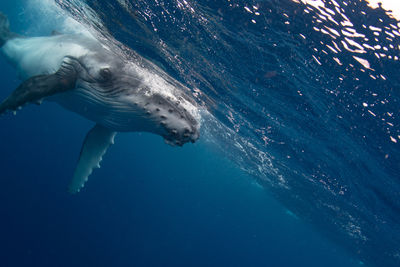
[0,13,200,193]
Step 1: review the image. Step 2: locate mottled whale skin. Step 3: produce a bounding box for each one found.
[0,13,200,193]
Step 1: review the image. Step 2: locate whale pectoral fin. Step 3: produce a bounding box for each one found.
[0,60,77,115]
[68,124,117,194]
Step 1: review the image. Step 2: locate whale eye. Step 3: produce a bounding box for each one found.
[99,68,112,81]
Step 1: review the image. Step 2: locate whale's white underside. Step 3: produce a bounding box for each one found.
[2,34,92,79]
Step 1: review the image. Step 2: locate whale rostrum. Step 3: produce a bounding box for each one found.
[0,12,200,193]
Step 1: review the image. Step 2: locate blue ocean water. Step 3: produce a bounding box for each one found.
[0,0,399,266]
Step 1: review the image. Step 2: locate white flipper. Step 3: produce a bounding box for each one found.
[68,124,116,194]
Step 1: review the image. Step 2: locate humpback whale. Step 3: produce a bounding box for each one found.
[0,13,200,193]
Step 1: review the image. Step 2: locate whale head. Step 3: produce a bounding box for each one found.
[57,53,200,146]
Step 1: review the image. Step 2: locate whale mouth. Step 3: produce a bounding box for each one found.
[163,125,200,146]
